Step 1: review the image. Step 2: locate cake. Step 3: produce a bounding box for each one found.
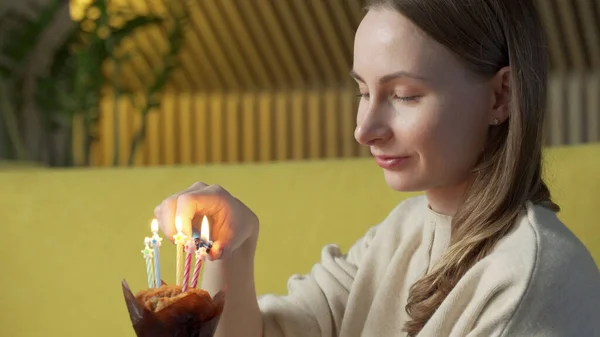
[122,280,225,337]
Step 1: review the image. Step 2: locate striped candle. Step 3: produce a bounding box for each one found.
[181,239,195,292]
[190,247,208,289]
[141,238,155,288]
[151,220,163,287]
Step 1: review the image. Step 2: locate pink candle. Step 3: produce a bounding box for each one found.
[181,239,195,292]
[190,247,208,289]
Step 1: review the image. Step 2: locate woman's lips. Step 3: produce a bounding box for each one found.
[374,155,411,170]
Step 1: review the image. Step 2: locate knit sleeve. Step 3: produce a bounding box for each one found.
[257,225,379,337]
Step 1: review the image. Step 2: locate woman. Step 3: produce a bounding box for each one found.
[154,0,600,336]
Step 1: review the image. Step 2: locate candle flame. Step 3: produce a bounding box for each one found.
[151,219,159,233]
[175,216,183,232]
[200,216,210,241]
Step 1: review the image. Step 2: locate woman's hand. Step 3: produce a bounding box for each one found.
[154,182,259,260]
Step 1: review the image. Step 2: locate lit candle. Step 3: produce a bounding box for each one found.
[173,217,187,286]
[181,238,195,292]
[190,216,210,289]
[150,219,163,287]
[190,247,208,289]
[141,238,155,288]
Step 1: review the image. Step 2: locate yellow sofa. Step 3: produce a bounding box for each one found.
[0,143,598,336]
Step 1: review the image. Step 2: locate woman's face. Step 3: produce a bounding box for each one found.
[353,9,497,194]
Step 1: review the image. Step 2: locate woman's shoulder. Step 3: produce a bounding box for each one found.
[486,202,599,290]
[525,202,597,266]
[495,202,598,276]
[480,203,600,335]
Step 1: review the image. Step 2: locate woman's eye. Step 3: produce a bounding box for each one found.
[356,92,370,100]
[392,94,421,103]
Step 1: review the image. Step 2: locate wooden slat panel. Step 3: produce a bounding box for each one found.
[130,102,145,166]
[341,90,357,157]
[326,0,355,60]
[145,101,161,166]
[144,0,190,90]
[555,0,587,70]
[100,93,115,166]
[193,93,208,164]
[345,0,366,30]
[179,23,219,91]
[270,0,320,84]
[200,0,256,89]
[586,74,600,142]
[241,93,257,162]
[289,1,336,83]
[106,41,145,92]
[209,93,224,163]
[274,92,290,161]
[566,73,584,144]
[255,0,305,85]
[309,0,351,81]
[324,90,340,158]
[178,92,192,165]
[70,0,600,93]
[291,91,306,160]
[547,73,566,146]
[161,93,176,165]
[235,0,288,87]
[126,0,167,85]
[307,92,322,158]
[188,1,240,90]
[258,92,274,162]
[225,93,241,163]
[535,0,568,71]
[218,0,272,88]
[116,97,132,165]
[71,115,85,166]
[575,0,600,68]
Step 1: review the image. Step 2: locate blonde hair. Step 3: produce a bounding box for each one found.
[364,0,559,335]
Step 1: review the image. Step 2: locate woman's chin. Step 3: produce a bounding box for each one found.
[383,170,426,192]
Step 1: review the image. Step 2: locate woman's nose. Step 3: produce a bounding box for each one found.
[354,116,393,146]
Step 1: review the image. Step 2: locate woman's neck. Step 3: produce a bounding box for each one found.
[425,180,470,216]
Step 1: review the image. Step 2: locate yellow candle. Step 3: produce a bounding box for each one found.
[173,216,187,286]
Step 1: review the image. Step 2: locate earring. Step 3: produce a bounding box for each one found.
[493,118,500,125]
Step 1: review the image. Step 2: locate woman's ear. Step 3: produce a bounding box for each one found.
[489,66,511,126]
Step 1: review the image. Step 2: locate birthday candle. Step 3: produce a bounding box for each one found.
[181,239,195,292]
[141,238,156,288]
[151,219,163,287]
[190,216,211,288]
[190,247,208,289]
[173,217,187,286]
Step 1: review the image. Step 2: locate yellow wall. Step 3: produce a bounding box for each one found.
[0,143,599,336]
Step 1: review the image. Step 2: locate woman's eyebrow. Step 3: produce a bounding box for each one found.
[349,69,429,84]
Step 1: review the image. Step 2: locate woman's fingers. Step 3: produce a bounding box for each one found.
[174,184,228,236]
[156,182,210,240]
[155,182,256,262]
[208,240,224,261]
